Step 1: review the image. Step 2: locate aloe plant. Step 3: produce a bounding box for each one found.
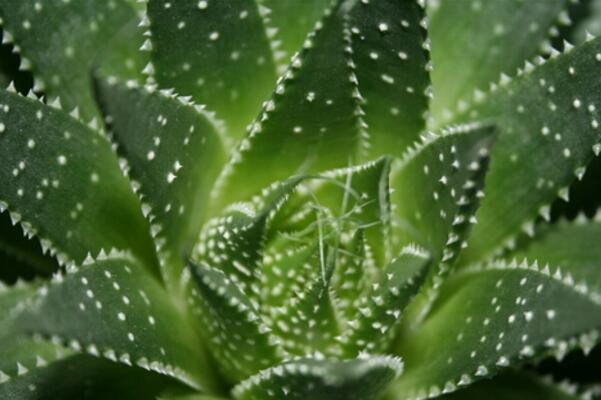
[1,0,601,398]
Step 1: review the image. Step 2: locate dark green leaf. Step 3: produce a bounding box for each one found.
[459,37,601,264]
[95,77,226,293]
[0,88,156,270]
[393,259,601,398]
[146,0,278,142]
[438,371,581,400]
[0,0,145,119]
[428,0,568,122]
[232,356,403,400]
[10,252,213,391]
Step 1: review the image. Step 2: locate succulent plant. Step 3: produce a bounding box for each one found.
[2,0,601,398]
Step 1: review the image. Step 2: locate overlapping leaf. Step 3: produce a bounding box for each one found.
[0,335,182,400]
[513,217,601,294]
[428,0,569,123]
[232,356,403,400]
[390,123,494,293]
[0,0,145,119]
[8,253,213,391]
[187,261,284,383]
[458,37,601,264]
[0,88,156,270]
[95,77,226,293]
[213,0,430,207]
[392,259,601,399]
[439,371,582,400]
[146,0,278,141]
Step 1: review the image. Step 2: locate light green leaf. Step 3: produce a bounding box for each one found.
[458,37,601,265]
[392,259,601,399]
[339,245,430,357]
[0,88,156,270]
[428,0,569,123]
[187,261,285,383]
[512,216,601,294]
[94,77,226,294]
[0,0,145,119]
[10,252,213,391]
[232,356,403,400]
[146,0,278,142]
[437,371,582,400]
[214,0,430,206]
[258,0,333,71]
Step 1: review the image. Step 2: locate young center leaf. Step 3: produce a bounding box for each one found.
[0,0,146,119]
[232,356,403,400]
[458,36,601,265]
[0,88,156,270]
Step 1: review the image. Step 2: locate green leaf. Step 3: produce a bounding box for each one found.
[392,259,601,399]
[0,88,156,270]
[232,356,403,400]
[390,123,494,271]
[428,0,569,123]
[0,337,176,400]
[146,0,278,142]
[268,253,340,357]
[0,212,57,277]
[0,0,146,119]
[438,371,582,400]
[258,0,332,71]
[339,246,429,357]
[0,279,38,329]
[94,77,226,294]
[214,0,430,206]
[187,261,285,383]
[9,252,213,391]
[458,37,601,265]
[512,216,601,294]
[344,0,431,161]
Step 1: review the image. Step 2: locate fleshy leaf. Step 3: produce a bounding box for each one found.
[146,0,278,142]
[258,0,332,71]
[390,123,494,267]
[428,0,569,123]
[214,0,430,206]
[187,261,285,383]
[0,337,175,400]
[438,371,582,400]
[0,0,145,119]
[345,0,431,161]
[458,37,601,264]
[393,259,601,399]
[0,88,156,270]
[268,254,340,357]
[9,252,213,391]
[0,212,57,278]
[232,356,403,400]
[339,245,429,357]
[512,217,601,294]
[94,77,226,293]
